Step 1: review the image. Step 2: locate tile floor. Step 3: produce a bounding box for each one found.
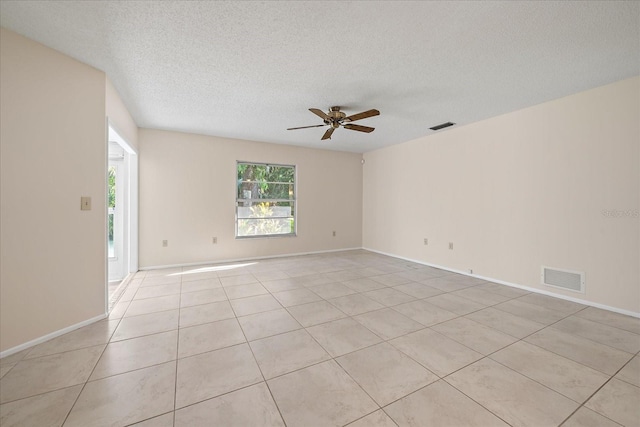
[1,250,639,426]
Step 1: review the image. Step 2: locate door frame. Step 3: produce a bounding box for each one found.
[106,120,138,311]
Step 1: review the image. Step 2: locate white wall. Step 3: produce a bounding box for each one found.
[139,129,363,267]
[363,77,640,313]
[106,77,138,151]
[0,29,108,352]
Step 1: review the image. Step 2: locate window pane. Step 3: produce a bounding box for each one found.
[236,162,296,237]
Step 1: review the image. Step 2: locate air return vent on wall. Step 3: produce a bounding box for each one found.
[541,266,585,293]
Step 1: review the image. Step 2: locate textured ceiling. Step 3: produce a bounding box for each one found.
[1,1,638,153]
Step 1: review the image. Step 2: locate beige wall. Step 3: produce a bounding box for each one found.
[363,77,640,313]
[106,77,138,151]
[1,29,108,351]
[139,129,363,267]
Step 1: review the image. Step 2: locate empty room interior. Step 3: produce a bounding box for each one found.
[0,2,639,427]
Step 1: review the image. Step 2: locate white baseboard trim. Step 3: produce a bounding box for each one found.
[364,247,640,319]
[0,313,107,359]
[139,247,364,271]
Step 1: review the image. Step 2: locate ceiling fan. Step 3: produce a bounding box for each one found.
[287,106,380,140]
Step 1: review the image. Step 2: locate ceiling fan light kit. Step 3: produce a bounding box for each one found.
[287,106,380,140]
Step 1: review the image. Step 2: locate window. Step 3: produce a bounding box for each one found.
[236,162,296,238]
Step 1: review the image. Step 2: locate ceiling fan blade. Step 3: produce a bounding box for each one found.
[343,123,375,133]
[344,109,380,122]
[321,128,335,140]
[309,108,330,120]
[287,124,326,130]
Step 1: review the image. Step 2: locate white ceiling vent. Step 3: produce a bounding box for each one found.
[541,266,585,293]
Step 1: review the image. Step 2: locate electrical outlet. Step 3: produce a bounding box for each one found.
[332,231,336,237]
[80,196,91,211]
[162,240,168,247]
[449,242,453,250]
[212,237,217,244]
[423,238,428,245]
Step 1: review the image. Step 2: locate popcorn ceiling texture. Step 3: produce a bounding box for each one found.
[1,1,638,153]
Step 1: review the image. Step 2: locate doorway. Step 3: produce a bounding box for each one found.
[107,123,138,307]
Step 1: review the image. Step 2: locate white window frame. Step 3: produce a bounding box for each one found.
[235,161,297,239]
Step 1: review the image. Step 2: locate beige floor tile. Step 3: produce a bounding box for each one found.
[343,277,387,293]
[179,301,234,327]
[515,293,586,314]
[286,300,348,327]
[447,358,578,426]
[421,276,476,292]
[0,385,81,427]
[575,307,640,334]
[272,288,322,307]
[475,282,530,298]
[525,327,634,375]
[347,410,397,427]
[65,362,176,427]
[451,287,511,305]
[91,330,178,380]
[252,269,290,281]
[134,283,181,300]
[237,308,301,341]
[363,287,416,307]
[180,277,222,293]
[354,308,424,340]
[113,310,179,341]
[562,407,622,427]
[494,299,567,325]
[178,319,245,358]
[220,274,258,287]
[491,340,609,402]
[307,318,382,357]
[385,380,509,427]
[179,288,227,308]
[250,329,331,379]
[431,317,517,355]
[616,355,640,387]
[224,282,269,299]
[125,295,181,317]
[25,319,118,359]
[552,316,640,354]
[397,270,440,282]
[140,275,181,287]
[392,299,458,326]
[145,267,182,278]
[328,294,384,316]
[326,269,368,282]
[0,349,31,367]
[261,278,303,293]
[180,268,219,282]
[424,293,486,315]
[464,307,545,338]
[268,360,377,427]
[130,412,174,426]
[337,342,437,406]
[310,282,358,299]
[175,343,262,408]
[0,345,103,404]
[292,273,335,287]
[586,378,640,427]
[390,328,483,377]
[228,289,282,312]
[393,282,443,299]
[108,300,129,319]
[175,382,284,427]
[369,273,413,287]
[0,365,14,379]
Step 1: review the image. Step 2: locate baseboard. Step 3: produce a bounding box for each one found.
[139,247,364,271]
[363,247,640,319]
[0,313,107,359]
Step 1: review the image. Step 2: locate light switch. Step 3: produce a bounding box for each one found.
[81,196,91,211]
